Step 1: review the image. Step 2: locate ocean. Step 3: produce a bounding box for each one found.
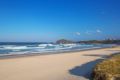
[0,42,116,56]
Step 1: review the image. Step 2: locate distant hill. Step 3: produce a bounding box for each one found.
[56,39,120,44]
[77,39,120,44]
[56,39,74,44]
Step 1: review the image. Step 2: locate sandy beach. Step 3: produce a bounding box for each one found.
[0,47,120,80]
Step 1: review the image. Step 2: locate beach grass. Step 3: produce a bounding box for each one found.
[92,53,120,80]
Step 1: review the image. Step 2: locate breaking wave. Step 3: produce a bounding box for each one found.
[0,43,116,56]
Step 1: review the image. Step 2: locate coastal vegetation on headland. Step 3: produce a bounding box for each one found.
[56,39,120,44]
[56,39,75,44]
[92,53,120,80]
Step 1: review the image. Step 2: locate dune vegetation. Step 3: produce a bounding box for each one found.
[92,53,120,80]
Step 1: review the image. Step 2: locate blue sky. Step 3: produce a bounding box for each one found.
[0,0,120,42]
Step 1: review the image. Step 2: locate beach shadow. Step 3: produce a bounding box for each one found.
[83,54,108,58]
[69,59,103,79]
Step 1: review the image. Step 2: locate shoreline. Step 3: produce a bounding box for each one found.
[0,46,117,60]
[0,46,120,80]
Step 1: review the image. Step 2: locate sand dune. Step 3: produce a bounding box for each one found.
[0,47,120,80]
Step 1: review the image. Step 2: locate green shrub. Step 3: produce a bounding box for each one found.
[92,53,120,80]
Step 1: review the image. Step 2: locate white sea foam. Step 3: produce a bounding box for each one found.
[0,43,115,56]
[62,44,77,46]
[47,44,54,46]
[3,46,28,50]
[38,44,48,48]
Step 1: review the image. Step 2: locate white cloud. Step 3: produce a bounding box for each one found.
[85,29,102,35]
[96,29,102,33]
[76,32,80,35]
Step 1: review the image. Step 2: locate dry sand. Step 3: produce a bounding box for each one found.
[0,47,120,80]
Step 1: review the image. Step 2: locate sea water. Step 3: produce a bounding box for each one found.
[0,42,116,56]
